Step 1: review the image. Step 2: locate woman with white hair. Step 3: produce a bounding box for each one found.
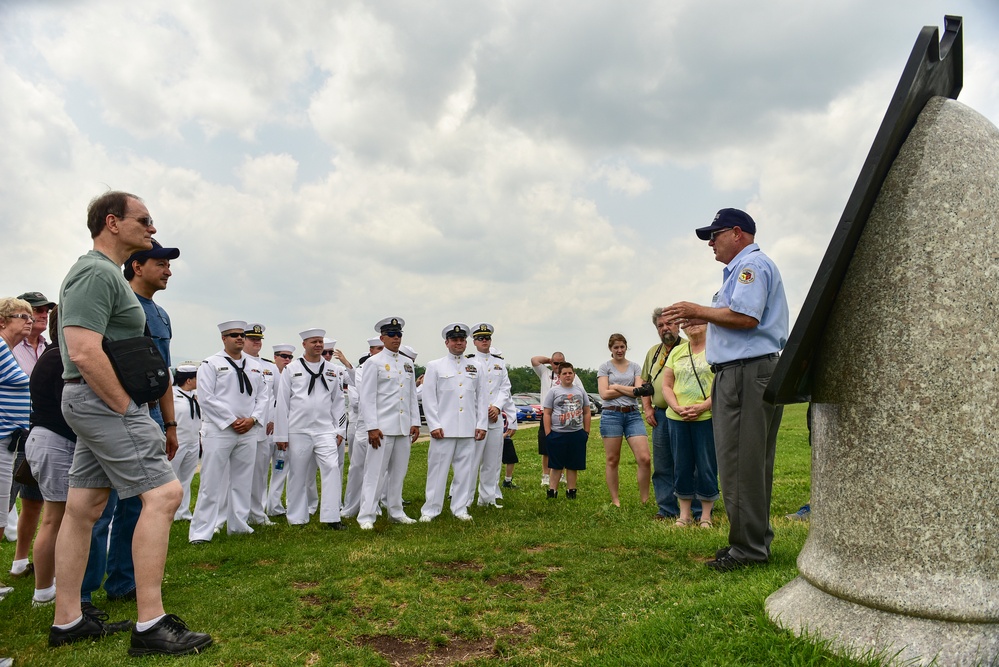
[0,296,32,600]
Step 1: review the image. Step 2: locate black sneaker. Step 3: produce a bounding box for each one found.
[714,546,731,560]
[49,610,132,647]
[546,489,557,499]
[325,521,348,531]
[502,480,518,489]
[566,489,577,499]
[706,553,764,572]
[128,614,212,656]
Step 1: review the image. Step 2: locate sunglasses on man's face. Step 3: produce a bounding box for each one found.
[322,350,334,356]
[382,331,403,338]
[275,353,293,360]
[225,332,246,339]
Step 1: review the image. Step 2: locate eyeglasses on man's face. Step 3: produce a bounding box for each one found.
[709,228,733,242]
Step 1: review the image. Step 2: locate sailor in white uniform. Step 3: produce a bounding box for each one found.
[189,320,267,543]
[274,328,349,530]
[467,323,518,509]
[171,363,202,521]
[420,323,488,522]
[341,337,384,519]
[243,323,278,526]
[356,317,420,529]
[266,343,295,516]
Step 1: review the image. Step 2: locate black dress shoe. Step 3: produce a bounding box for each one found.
[81,601,134,633]
[706,553,765,572]
[49,610,132,647]
[325,521,348,531]
[128,614,213,656]
[714,546,731,560]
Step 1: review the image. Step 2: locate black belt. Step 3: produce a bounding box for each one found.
[602,405,636,413]
[709,353,778,374]
[64,377,86,384]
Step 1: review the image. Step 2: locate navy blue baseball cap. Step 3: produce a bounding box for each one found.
[123,238,180,280]
[695,208,757,240]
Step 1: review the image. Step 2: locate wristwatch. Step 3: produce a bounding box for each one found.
[164,421,178,429]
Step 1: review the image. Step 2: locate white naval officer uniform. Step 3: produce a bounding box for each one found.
[420,352,488,520]
[171,384,202,520]
[470,349,517,508]
[357,347,420,525]
[189,350,267,542]
[274,357,348,525]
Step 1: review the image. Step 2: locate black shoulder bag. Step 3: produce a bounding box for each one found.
[102,336,170,405]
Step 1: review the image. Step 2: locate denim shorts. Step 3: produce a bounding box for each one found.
[25,426,77,502]
[62,383,175,499]
[599,408,647,439]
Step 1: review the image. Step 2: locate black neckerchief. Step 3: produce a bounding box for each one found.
[300,358,328,395]
[224,356,253,396]
[178,389,201,419]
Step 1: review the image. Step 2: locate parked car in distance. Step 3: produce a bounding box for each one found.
[513,395,545,421]
[587,393,603,415]
[513,396,541,422]
[513,392,542,404]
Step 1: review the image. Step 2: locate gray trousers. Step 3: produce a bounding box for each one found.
[711,356,783,562]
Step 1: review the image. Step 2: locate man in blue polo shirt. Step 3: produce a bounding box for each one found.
[81,239,181,608]
[664,208,788,572]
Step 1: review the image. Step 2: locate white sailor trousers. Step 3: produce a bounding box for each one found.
[424,437,476,519]
[358,434,411,524]
[249,434,272,523]
[341,430,369,518]
[170,438,200,520]
[189,428,255,542]
[475,426,504,506]
[287,432,342,524]
[266,440,288,515]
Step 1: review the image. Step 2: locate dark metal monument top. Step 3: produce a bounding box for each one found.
[765,16,963,405]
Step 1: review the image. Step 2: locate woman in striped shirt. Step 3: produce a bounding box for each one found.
[0,296,32,600]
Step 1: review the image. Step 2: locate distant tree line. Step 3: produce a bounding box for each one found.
[506,366,597,394]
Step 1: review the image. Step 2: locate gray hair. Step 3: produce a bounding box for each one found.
[652,307,666,324]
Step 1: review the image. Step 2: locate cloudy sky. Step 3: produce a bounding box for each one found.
[2,1,997,370]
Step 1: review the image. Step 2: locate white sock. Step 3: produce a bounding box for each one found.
[504,476,513,482]
[54,615,84,630]
[33,583,56,601]
[10,558,29,574]
[135,614,167,632]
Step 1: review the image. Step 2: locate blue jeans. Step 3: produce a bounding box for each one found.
[669,418,719,501]
[80,404,164,601]
[651,409,701,518]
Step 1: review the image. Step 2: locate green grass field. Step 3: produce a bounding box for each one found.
[1,403,877,666]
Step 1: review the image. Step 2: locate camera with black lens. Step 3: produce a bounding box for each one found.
[633,382,655,397]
